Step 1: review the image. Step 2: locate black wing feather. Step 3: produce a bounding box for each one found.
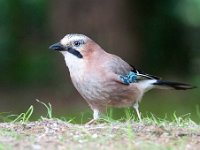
[130,65,161,80]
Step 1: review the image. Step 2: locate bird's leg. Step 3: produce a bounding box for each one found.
[86,109,100,125]
[93,109,100,120]
[133,102,142,122]
[120,71,137,85]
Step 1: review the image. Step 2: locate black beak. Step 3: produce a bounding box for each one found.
[49,42,83,58]
[49,42,65,51]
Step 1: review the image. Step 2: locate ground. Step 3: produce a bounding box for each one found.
[0,118,199,150]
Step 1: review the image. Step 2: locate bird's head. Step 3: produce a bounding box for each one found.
[49,34,101,59]
[49,34,106,73]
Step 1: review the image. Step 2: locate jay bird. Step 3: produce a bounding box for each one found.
[49,34,195,122]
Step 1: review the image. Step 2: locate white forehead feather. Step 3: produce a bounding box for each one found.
[60,34,88,45]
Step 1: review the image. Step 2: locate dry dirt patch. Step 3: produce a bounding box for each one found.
[0,119,199,150]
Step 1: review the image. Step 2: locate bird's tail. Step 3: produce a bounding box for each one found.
[153,80,196,90]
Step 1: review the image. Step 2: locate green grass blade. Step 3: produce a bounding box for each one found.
[36,99,53,119]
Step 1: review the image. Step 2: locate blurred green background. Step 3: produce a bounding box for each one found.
[0,0,199,123]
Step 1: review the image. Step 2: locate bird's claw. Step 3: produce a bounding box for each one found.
[85,119,98,125]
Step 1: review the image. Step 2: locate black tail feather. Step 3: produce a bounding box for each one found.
[153,80,196,90]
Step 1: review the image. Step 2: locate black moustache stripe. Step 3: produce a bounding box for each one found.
[67,47,83,58]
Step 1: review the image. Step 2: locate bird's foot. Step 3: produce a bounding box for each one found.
[85,118,110,126]
[85,119,98,126]
[120,71,137,85]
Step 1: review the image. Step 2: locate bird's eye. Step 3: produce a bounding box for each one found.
[74,41,81,47]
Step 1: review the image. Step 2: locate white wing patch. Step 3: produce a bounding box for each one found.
[136,79,157,92]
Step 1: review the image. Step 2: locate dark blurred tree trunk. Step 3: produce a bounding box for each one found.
[131,0,191,76]
[49,0,141,64]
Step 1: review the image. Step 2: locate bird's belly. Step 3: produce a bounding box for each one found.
[73,79,112,102]
[107,84,141,107]
[72,77,141,107]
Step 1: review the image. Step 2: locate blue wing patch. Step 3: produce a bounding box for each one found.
[120,71,137,85]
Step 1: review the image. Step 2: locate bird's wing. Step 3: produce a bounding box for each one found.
[130,65,161,80]
[105,54,161,81]
[105,54,133,75]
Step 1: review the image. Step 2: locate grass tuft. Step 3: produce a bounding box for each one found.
[36,99,53,119]
[12,105,33,123]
